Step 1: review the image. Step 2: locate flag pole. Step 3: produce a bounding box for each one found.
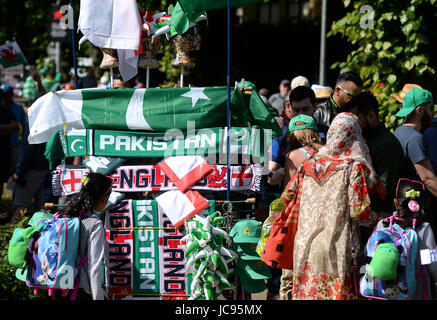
[226,0,231,202]
[69,0,79,89]
[146,66,150,88]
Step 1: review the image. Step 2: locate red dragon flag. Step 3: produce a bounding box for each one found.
[0,41,27,68]
[158,156,213,193]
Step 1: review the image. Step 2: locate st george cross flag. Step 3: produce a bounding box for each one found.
[156,190,209,228]
[0,41,27,68]
[158,156,213,193]
[28,85,281,144]
[178,0,264,12]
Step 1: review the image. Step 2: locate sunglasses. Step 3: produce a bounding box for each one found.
[338,84,357,97]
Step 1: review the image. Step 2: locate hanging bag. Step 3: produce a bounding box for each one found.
[260,169,305,269]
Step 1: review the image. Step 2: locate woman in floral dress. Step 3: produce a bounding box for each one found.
[281,112,386,300]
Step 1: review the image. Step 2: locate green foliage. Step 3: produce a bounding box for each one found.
[328,0,437,131]
[0,218,49,300]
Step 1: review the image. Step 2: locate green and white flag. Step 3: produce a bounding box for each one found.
[28,82,281,144]
[0,41,27,68]
[45,126,271,169]
[178,0,264,12]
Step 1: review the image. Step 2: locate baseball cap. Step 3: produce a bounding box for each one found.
[237,259,272,279]
[288,114,318,133]
[234,243,261,261]
[229,219,262,244]
[236,267,266,293]
[395,87,433,117]
[291,76,310,90]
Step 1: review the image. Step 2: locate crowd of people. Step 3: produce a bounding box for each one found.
[1,67,437,300]
[261,72,437,300]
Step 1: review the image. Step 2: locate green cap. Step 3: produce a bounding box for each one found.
[234,243,261,261]
[229,220,262,244]
[236,266,266,293]
[288,114,318,133]
[237,259,271,279]
[395,87,433,117]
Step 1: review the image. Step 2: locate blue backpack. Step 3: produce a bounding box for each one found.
[23,212,96,298]
[360,216,419,300]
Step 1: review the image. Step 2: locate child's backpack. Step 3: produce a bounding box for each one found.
[8,211,54,270]
[359,216,419,300]
[19,211,98,299]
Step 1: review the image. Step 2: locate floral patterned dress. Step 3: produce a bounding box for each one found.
[279,113,387,300]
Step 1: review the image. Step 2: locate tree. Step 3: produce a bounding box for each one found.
[328,0,437,131]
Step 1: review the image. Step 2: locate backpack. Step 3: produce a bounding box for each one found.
[21,211,98,299]
[359,216,419,300]
[8,211,54,269]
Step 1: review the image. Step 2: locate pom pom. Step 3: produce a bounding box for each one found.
[408,199,420,212]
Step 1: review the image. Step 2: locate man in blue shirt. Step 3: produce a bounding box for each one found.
[394,87,437,230]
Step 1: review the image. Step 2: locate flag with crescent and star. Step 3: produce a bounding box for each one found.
[28,84,281,145]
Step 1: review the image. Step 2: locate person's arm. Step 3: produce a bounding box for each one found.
[87,221,106,300]
[283,152,298,187]
[414,159,437,198]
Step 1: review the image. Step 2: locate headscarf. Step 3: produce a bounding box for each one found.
[307,112,385,197]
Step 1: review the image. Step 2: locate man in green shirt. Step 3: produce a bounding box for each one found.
[343,92,405,214]
[343,92,406,248]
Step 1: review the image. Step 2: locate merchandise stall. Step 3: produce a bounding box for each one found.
[26,0,280,300]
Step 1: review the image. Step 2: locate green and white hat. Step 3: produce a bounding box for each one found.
[395,87,433,117]
[229,220,262,244]
[234,243,261,261]
[288,114,318,133]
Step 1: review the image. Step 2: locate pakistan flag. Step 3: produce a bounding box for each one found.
[28,82,281,144]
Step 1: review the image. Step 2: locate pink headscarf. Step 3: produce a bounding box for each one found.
[312,112,384,195]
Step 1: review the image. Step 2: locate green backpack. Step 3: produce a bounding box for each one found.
[8,211,54,269]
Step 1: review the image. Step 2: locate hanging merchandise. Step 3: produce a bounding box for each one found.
[77,0,142,81]
[44,127,270,170]
[51,164,263,197]
[152,3,207,70]
[137,10,166,70]
[156,190,209,228]
[99,48,119,69]
[84,156,127,175]
[182,212,238,300]
[104,199,215,300]
[230,219,271,293]
[28,84,281,145]
[158,155,212,193]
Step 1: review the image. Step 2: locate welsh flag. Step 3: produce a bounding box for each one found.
[178,0,264,12]
[28,82,281,144]
[0,41,27,68]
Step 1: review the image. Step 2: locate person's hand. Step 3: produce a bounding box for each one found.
[268,168,284,185]
[12,173,19,182]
